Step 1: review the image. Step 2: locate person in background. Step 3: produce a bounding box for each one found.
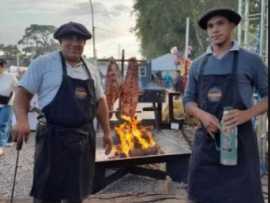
[163,71,173,89]
[0,59,17,156]
[13,22,113,203]
[183,8,268,203]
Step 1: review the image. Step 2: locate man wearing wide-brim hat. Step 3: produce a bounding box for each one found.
[13,22,113,203]
[183,8,267,203]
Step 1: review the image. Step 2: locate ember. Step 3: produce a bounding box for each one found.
[109,115,161,158]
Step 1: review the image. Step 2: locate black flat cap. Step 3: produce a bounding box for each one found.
[54,22,92,40]
[198,8,241,30]
[0,59,7,65]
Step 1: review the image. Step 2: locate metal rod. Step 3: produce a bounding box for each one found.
[244,0,250,48]
[121,49,125,77]
[265,0,268,64]
[118,49,125,112]
[248,13,261,17]
[184,17,190,58]
[10,150,21,203]
[89,0,96,58]
[238,0,243,45]
[259,0,265,57]
[16,53,20,67]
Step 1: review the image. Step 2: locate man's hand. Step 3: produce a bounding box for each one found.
[12,120,30,150]
[223,109,251,128]
[103,133,113,155]
[199,111,221,138]
[185,102,220,138]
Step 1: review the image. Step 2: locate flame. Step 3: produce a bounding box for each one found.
[110,115,158,158]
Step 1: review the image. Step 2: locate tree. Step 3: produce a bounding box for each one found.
[0,44,21,65]
[133,0,258,59]
[18,24,58,59]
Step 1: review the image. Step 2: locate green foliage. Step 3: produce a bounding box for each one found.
[133,0,258,59]
[1,44,20,58]
[18,24,58,59]
[0,44,20,65]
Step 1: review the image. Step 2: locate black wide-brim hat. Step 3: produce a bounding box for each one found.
[198,8,241,30]
[54,21,92,40]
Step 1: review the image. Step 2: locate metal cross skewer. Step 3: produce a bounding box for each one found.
[10,141,23,203]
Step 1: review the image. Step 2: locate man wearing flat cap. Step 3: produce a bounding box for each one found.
[183,8,267,203]
[13,22,113,203]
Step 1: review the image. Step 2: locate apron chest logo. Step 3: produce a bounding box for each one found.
[207,87,223,102]
[75,87,88,99]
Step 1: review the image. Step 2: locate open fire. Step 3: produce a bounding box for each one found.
[109,115,162,158]
[105,58,162,158]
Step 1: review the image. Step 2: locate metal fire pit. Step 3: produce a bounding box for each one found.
[93,130,191,193]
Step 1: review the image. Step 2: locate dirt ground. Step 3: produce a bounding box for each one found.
[0,124,268,203]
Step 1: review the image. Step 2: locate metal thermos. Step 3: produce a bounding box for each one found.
[220,106,238,166]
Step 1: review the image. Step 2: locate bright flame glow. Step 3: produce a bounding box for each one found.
[110,115,158,158]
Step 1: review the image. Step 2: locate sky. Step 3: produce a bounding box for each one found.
[0,0,142,59]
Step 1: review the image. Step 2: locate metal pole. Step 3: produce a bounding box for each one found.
[259,0,265,57]
[118,49,125,115]
[184,17,190,58]
[266,0,268,64]
[118,44,121,59]
[16,53,20,67]
[244,0,249,48]
[121,49,125,77]
[238,0,243,45]
[89,0,96,58]
[10,142,23,203]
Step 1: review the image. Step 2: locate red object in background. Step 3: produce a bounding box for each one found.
[181,58,192,89]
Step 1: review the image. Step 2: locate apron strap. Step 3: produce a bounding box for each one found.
[199,54,210,76]
[231,51,239,108]
[59,51,68,77]
[199,51,239,76]
[80,58,96,102]
[80,58,93,80]
[231,51,239,75]
[59,51,95,82]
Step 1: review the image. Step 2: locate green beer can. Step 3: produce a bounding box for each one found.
[220,106,238,166]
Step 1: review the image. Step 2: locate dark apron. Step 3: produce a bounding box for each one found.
[30,52,97,201]
[187,51,264,203]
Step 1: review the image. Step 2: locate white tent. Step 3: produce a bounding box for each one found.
[151,53,178,72]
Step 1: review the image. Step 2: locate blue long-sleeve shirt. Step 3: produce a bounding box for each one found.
[183,43,268,108]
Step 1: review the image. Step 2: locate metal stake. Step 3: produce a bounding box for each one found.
[10,142,23,203]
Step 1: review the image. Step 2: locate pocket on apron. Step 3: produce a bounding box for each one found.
[61,129,89,158]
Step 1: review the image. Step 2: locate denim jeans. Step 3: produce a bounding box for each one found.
[0,105,12,147]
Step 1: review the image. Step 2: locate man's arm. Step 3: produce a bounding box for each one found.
[13,86,33,147]
[248,98,268,116]
[96,96,113,154]
[185,102,220,137]
[224,98,268,127]
[183,58,220,136]
[224,54,268,128]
